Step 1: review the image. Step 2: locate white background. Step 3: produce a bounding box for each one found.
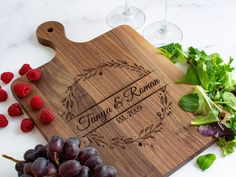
[1,0,236,176]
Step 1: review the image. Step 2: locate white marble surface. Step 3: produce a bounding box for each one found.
[1,0,236,176]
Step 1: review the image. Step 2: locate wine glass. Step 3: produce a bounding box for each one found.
[143,0,183,47]
[107,0,146,29]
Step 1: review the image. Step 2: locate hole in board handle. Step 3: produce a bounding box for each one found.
[47,28,54,32]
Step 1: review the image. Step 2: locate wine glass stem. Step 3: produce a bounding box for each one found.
[160,0,168,34]
[124,0,130,15]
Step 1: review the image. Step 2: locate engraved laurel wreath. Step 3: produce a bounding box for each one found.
[61,60,173,149]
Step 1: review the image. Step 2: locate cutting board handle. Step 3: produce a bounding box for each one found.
[36,21,73,50]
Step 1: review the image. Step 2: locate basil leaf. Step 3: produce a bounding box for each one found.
[178,93,199,113]
[196,153,216,171]
[176,65,201,85]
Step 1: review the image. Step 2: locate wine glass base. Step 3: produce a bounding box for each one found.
[143,21,183,47]
[107,6,146,29]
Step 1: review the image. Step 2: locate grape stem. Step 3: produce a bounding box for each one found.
[53,152,59,166]
[2,154,21,163]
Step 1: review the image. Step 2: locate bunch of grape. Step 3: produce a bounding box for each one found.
[12,135,117,177]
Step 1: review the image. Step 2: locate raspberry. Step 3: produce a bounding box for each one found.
[1,72,14,84]
[19,64,32,76]
[40,109,54,124]
[26,69,41,81]
[30,95,44,110]
[0,88,8,102]
[20,118,34,132]
[0,114,8,128]
[8,103,23,117]
[13,83,31,98]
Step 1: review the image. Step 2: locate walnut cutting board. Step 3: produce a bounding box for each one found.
[12,21,215,177]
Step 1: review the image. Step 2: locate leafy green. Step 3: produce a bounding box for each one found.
[156,43,187,63]
[206,55,235,92]
[188,47,210,63]
[217,137,236,156]
[221,72,236,92]
[191,109,219,125]
[171,45,236,92]
[223,92,236,112]
[176,65,200,85]
[197,61,209,90]
[193,86,222,115]
[178,86,221,125]
[196,153,216,171]
[229,115,236,133]
[178,93,199,113]
[157,43,236,157]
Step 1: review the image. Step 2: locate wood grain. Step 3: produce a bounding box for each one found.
[11,21,215,177]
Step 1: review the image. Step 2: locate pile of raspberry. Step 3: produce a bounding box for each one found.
[0,64,55,132]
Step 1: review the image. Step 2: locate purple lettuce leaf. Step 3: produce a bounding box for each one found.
[198,123,235,141]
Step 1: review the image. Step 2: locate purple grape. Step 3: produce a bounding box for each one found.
[63,139,80,160]
[78,147,98,164]
[48,135,64,153]
[45,162,57,175]
[92,165,108,177]
[84,155,103,171]
[35,144,44,150]
[15,161,25,174]
[24,149,37,162]
[23,162,33,175]
[46,148,52,159]
[13,136,117,177]
[59,160,81,177]
[68,137,81,147]
[93,165,117,177]
[18,173,23,177]
[77,166,90,177]
[35,144,47,157]
[106,165,117,177]
[31,157,48,176]
[20,174,33,177]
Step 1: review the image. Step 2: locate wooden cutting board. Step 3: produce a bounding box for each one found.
[12,21,214,177]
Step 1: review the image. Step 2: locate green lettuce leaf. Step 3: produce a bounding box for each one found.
[223,92,236,112]
[178,86,221,125]
[188,47,210,64]
[196,153,216,171]
[197,61,209,90]
[191,109,219,125]
[176,65,201,85]
[178,93,199,113]
[217,137,236,156]
[157,43,187,63]
[229,115,236,133]
[193,86,222,115]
